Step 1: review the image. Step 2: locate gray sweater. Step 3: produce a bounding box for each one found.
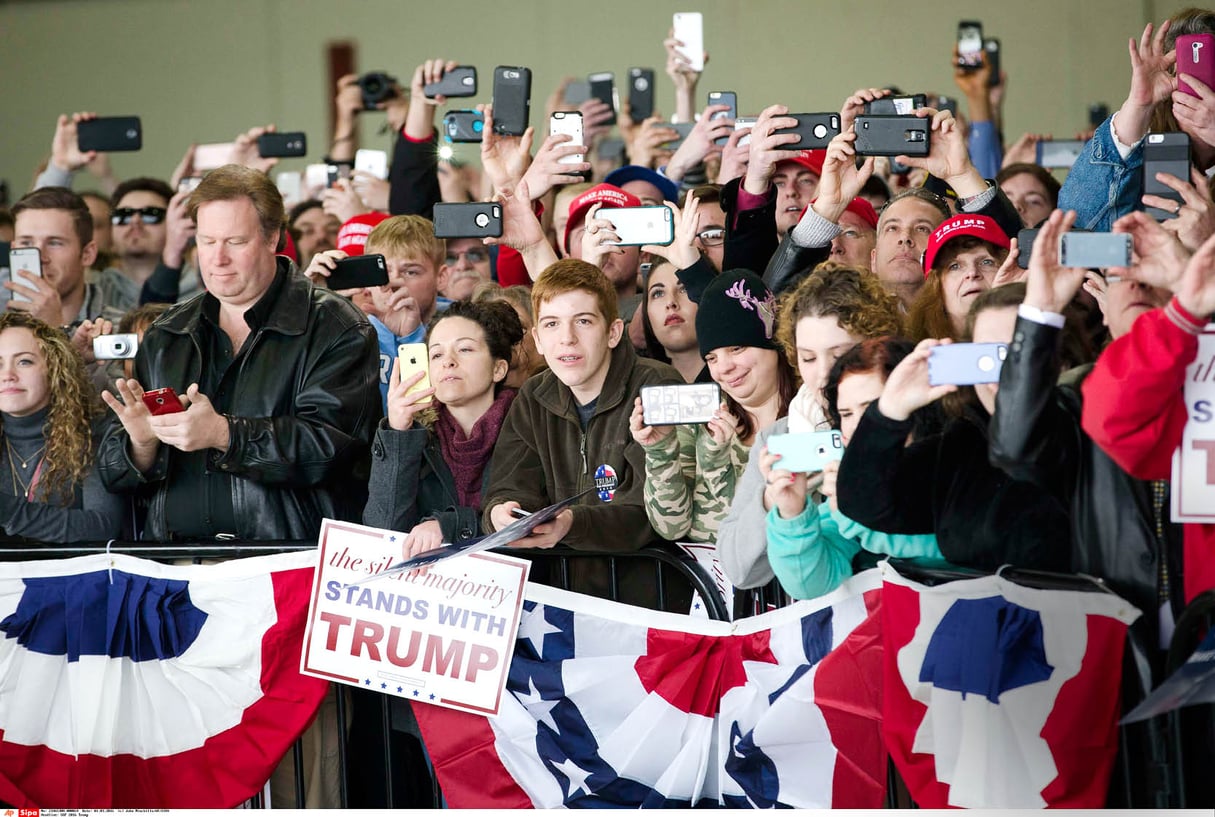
[716,417,788,589]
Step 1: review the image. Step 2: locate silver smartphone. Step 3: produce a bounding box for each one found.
[600,206,674,246]
[1058,232,1132,269]
[7,248,41,304]
[640,383,720,425]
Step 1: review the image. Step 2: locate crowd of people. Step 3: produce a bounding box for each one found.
[3,8,1215,807]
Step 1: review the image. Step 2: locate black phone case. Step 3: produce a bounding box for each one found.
[424,66,478,98]
[77,117,142,152]
[708,92,737,146]
[1143,133,1191,220]
[629,68,655,122]
[1017,228,1039,269]
[443,110,484,143]
[985,39,1001,87]
[257,132,307,158]
[327,254,389,290]
[492,66,532,136]
[433,203,503,239]
[864,95,926,116]
[854,116,930,157]
[773,113,841,151]
[589,73,617,126]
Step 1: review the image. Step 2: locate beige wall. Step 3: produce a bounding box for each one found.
[0,0,1178,196]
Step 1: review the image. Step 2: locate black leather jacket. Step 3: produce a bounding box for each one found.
[988,316,1183,629]
[98,261,382,541]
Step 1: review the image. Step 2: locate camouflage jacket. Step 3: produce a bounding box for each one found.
[642,423,750,543]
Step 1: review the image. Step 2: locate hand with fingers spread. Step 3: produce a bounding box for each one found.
[1174,230,1215,318]
[520,133,590,200]
[877,338,959,421]
[1110,210,1191,292]
[1116,20,1177,145]
[666,103,734,182]
[1023,210,1086,313]
[840,88,891,133]
[405,58,460,140]
[1145,167,1215,251]
[101,378,159,470]
[478,104,535,193]
[742,105,802,196]
[50,112,99,173]
[629,396,675,447]
[641,197,701,269]
[386,363,437,431]
[716,126,751,184]
[897,107,987,198]
[813,129,875,224]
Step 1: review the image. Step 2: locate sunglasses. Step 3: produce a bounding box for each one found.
[111,207,167,226]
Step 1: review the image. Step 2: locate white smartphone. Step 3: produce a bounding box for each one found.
[7,248,41,304]
[673,12,705,73]
[193,142,235,172]
[276,171,302,207]
[734,116,757,147]
[355,148,389,180]
[600,206,674,246]
[303,163,330,195]
[550,111,585,165]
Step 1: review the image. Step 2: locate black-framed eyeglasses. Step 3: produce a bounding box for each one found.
[695,227,725,247]
[445,248,489,266]
[111,207,167,226]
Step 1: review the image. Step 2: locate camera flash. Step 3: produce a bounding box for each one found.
[438,145,454,160]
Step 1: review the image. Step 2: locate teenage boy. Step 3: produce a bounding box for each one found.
[481,259,684,608]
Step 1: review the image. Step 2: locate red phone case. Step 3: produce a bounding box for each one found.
[142,387,185,415]
[1177,34,1215,96]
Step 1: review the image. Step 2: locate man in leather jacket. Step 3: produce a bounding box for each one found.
[99,164,381,541]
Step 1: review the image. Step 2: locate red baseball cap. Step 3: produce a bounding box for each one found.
[777,149,826,177]
[799,196,879,230]
[922,214,1010,276]
[337,212,390,256]
[563,183,643,253]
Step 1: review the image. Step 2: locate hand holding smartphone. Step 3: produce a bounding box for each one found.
[550,112,585,165]
[766,430,844,474]
[142,387,185,415]
[7,248,41,304]
[77,116,143,153]
[397,343,433,406]
[928,343,1007,386]
[672,12,705,73]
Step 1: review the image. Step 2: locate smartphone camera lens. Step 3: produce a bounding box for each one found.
[813,124,828,139]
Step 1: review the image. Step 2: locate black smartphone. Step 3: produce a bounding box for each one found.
[1143,132,1191,220]
[443,110,485,143]
[864,95,926,116]
[1016,228,1039,269]
[433,202,503,238]
[628,68,655,122]
[327,254,389,290]
[774,113,841,151]
[933,95,959,115]
[854,115,930,157]
[957,20,984,70]
[588,71,617,126]
[423,66,477,99]
[77,116,142,152]
[708,91,737,146]
[1088,103,1110,128]
[257,131,307,158]
[985,38,1001,86]
[597,137,626,162]
[492,66,532,136]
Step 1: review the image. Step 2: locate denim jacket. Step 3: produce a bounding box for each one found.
[1057,115,1144,232]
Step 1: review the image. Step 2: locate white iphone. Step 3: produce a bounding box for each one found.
[550,112,585,165]
[355,148,389,180]
[673,12,705,73]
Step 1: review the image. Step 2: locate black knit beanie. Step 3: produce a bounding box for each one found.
[695,269,779,358]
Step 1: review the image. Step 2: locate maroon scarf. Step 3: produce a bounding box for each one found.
[434,388,517,509]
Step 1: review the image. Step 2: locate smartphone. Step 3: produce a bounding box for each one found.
[443,110,485,143]
[397,343,432,406]
[7,248,40,304]
[276,171,302,206]
[597,137,626,163]
[423,65,477,99]
[933,95,959,115]
[928,343,1007,386]
[256,131,306,158]
[628,68,656,122]
[640,383,720,425]
[77,116,142,152]
[354,148,389,180]
[774,113,841,151]
[93,334,139,361]
[588,72,617,126]
[509,507,533,519]
[659,121,695,151]
[734,116,757,147]
[984,38,1001,87]
[327,254,389,290]
[1035,139,1087,169]
[194,142,235,172]
[863,95,926,116]
[178,176,204,195]
[550,112,584,165]
[708,91,737,146]
[957,20,984,70]
[1143,132,1191,220]
[563,79,591,107]
[433,202,502,238]
[142,387,185,416]
[1058,232,1132,269]
[1176,34,1215,97]
[492,66,532,136]
[1016,227,1039,269]
[672,12,705,73]
[1088,103,1110,128]
[304,163,330,192]
[325,164,342,189]
[600,206,674,246]
[854,116,930,157]
[766,430,845,474]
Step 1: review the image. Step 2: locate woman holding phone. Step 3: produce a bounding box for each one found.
[363,299,523,561]
[0,312,126,543]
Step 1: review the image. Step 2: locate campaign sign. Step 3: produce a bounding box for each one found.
[1172,327,1215,523]
[301,519,530,716]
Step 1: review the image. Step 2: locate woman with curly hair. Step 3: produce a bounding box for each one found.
[0,312,127,543]
[363,299,524,560]
[717,263,904,590]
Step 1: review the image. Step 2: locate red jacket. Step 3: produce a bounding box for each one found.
[1080,298,1215,602]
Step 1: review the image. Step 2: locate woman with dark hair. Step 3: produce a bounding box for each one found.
[997,163,1060,228]
[363,299,524,559]
[837,283,1074,572]
[641,260,703,383]
[764,338,941,600]
[907,214,1013,341]
[0,312,126,543]
[631,269,795,543]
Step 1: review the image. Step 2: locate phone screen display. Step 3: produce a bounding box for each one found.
[957,21,984,68]
[640,383,720,425]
